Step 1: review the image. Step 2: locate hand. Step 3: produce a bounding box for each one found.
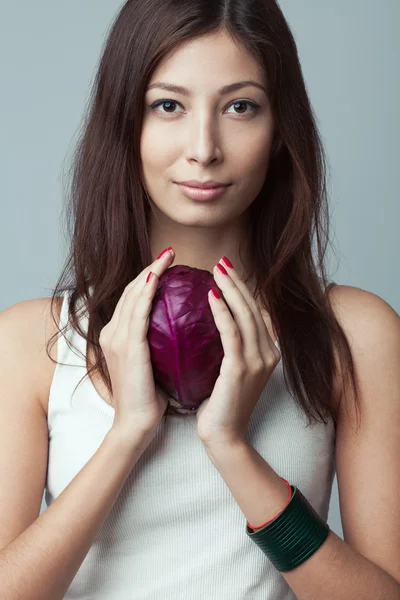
[196,256,281,446]
[99,247,176,439]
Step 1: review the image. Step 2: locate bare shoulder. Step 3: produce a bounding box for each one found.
[0,296,64,416]
[326,283,399,413]
[327,283,398,327]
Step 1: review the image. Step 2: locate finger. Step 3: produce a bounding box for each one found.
[257,304,281,360]
[110,248,175,336]
[213,262,260,363]
[208,288,243,366]
[126,269,160,347]
[219,257,279,361]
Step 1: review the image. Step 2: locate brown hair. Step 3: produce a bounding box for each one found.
[47,0,360,432]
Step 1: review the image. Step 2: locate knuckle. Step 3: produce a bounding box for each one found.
[250,358,265,374]
[266,351,279,368]
[241,304,254,321]
[228,329,242,351]
[124,280,137,296]
[253,361,265,375]
[229,326,242,341]
[235,364,247,380]
[241,307,258,330]
[99,326,109,346]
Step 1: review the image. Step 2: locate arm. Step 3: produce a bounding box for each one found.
[0,297,153,600]
[203,287,400,599]
[204,441,400,600]
[0,427,151,600]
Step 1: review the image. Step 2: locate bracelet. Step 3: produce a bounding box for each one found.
[246,483,330,572]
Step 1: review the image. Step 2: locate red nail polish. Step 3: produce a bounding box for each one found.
[211,287,220,299]
[216,263,228,275]
[146,271,152,283]
[157,247,173,260]
[222,256,233,268]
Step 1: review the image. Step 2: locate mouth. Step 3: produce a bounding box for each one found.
[175,182,230,201]
[176,180,230,189]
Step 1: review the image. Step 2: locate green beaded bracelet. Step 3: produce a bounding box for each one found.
[246,485,330,572]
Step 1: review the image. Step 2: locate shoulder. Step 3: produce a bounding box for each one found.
[326,284,400,415]
[326,283,400,420]
[327,283,399,350]
[0,296,64,415]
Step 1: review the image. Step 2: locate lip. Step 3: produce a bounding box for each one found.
[177,180,229,189]
[176,183,229,201]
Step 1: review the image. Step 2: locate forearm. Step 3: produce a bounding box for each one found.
[0,427,149,600]
[204,441,400,600]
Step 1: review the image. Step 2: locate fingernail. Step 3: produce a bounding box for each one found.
[216,263,228,275]
[222,256,233,268]
[146,271,153,283]
[157,247,173,260]
[211,287,220,299]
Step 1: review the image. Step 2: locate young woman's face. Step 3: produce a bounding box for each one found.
[140,29,275,229]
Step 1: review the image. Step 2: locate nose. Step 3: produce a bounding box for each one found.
[184,113,222,166]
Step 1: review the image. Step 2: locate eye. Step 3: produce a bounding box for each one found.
[149,100,184,115]
[148,99,260,117]
[225,101,260,116]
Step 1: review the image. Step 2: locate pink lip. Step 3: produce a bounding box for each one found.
[178,180,228,189]
[176,183,229,201]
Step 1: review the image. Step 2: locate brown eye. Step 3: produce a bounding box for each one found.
[149,100,183,114]
[233,102,247,114]
[160,101,177,112]
[226,100,260,116]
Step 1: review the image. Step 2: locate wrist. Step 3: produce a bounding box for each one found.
[107,422,156,453]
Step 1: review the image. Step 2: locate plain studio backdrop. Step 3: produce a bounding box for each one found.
[0,1,399,538]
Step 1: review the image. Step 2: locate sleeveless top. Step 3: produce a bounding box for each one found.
[45,290,336,600]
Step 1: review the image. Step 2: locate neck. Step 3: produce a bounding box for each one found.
[149,209,255,292]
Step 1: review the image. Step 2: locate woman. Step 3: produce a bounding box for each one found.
[0,0,399,598]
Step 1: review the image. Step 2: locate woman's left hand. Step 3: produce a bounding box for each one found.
[196,256,281,447]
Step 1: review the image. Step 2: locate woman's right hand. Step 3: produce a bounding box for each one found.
[99,246,175,440]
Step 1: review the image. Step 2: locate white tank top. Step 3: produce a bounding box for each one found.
[45,290,336,599]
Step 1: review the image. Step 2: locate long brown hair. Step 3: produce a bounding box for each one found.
[47,0,360,432]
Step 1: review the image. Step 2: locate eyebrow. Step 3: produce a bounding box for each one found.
[146,80,267,96]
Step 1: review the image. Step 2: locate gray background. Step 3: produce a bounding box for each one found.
[1,1,399,540]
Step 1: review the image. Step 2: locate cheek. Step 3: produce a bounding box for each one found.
[234,122,273,167]
[230,141,272,205]
[140,124,178,174]
[236,142,271,185]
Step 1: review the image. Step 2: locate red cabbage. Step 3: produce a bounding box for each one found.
[148,265,230,413]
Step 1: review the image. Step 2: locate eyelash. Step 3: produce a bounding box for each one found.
[148,98,261,118]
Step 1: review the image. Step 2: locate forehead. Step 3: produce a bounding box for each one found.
[149,30,266,89]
